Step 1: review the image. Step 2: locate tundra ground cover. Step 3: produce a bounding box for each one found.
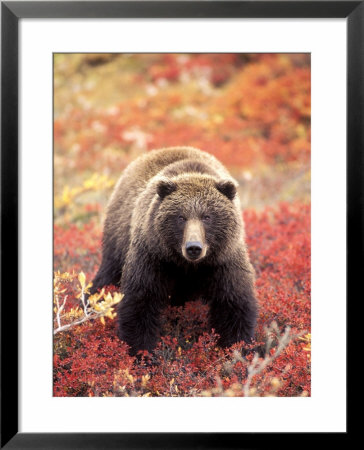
[54,53,310,397]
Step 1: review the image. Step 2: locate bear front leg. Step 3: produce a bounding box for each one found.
[90,254,122,295]
[118,289,166,355]
[207,265,257,348]
[117,254,170,355]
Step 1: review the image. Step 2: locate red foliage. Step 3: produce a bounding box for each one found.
[146,53,246,86]
[54,202,311,397]
[244,203,311,395]
[54,222,101,277]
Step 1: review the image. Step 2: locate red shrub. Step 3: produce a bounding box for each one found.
[54,202,310,397]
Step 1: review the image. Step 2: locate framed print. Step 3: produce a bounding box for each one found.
[1,1,359,448]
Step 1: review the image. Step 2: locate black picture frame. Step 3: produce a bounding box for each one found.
[1,1,359,448]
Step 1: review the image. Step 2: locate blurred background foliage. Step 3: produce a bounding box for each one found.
[54,53,310,225]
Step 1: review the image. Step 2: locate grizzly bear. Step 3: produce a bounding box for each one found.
[91,147,257,355]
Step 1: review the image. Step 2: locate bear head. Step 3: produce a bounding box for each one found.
[154,174,240,264]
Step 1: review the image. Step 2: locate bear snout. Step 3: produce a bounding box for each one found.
[185,241,203,259]
[182,219,207,262]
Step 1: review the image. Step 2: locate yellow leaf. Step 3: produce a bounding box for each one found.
[78,272,86,288]
[100,316,105,326]
[105,292,112,303]
[141,374,150,387]
[271,377,281,389]
[106,310,114,320]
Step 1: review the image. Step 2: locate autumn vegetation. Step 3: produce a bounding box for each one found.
[53,53,311,397]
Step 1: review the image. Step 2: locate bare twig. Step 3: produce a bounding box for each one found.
[53,310,109,335]
[243,323,305,397]
[53,271,122,335]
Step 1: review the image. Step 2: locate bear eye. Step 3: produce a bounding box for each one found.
[178,215,186,223]
[203,215,211,222]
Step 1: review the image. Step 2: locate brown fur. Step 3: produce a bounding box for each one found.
[91,147,257,355]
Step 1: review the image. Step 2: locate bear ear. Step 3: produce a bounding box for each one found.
[157,178,177,199]
[216,180,237,201]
